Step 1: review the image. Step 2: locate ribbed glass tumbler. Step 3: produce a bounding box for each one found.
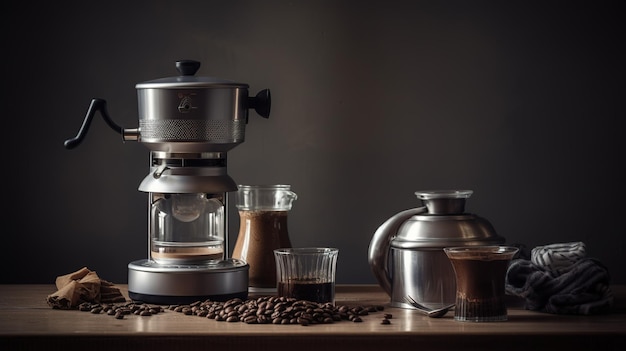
[273,247,339,304]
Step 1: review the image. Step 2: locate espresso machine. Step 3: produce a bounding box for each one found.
[65,60,271,304]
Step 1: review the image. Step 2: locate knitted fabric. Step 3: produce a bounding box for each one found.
[531,242,587,276]
[505,242,613,315]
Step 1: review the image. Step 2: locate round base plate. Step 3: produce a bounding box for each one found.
[128,258,249,305]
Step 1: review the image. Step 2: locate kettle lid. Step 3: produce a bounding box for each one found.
[391,190,504,249]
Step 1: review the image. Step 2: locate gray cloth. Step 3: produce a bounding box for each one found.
[505,256,613,315]
[530,242,586,275]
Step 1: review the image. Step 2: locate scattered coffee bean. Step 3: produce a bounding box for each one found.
[244,315,258,324]
[383,313,392,319]
[381,318,391,325]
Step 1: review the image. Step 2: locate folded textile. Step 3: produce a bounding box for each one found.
[531,241,587,276]
[506,243,613,315]
[46,267,126,309]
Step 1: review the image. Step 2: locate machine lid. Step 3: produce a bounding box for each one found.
[136,60,249,89]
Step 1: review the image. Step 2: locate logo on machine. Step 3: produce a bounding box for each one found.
[178,93,197,113]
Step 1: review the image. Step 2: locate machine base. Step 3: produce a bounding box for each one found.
[128,258,249,305]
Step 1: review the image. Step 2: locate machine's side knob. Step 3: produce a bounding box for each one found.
[249,89,271,118]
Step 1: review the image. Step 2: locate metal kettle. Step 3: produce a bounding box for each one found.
[368,190,504,308]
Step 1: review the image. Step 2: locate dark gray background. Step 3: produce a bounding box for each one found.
[2,0,624,285]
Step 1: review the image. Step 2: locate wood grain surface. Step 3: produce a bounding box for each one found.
[1,284,624,350]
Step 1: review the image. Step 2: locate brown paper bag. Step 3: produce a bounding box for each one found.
[46,267,126,309]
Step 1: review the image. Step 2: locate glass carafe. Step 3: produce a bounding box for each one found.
[232,185,297,292]
[150,192,225,265]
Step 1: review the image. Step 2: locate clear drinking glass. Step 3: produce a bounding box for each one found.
[444,246,519,322]
[274,247,339,304]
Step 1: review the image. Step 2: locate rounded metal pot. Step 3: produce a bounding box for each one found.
[368,190,505,309]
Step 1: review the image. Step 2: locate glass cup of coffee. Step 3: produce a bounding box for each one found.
[444,246,519,322]
[273,247,339,304]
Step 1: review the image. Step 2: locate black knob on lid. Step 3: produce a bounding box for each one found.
[176,60,201,76]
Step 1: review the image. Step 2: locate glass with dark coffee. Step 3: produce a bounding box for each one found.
[444,246,518,322]
[274,248,339,304]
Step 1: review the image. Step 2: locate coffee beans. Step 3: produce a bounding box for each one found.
[77,301,164,320]
[169,296,387,326]
[74,296,390,327]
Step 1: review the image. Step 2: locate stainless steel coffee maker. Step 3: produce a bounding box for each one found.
[65,60,271,304]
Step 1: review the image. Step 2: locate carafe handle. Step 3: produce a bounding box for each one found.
[368,207,426,296]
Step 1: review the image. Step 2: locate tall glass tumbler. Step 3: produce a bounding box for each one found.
[274,247,339,304]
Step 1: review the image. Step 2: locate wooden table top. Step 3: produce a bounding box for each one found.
[1,284,624,350]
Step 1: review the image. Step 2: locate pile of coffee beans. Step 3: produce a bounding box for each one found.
[75,296,392,326]
[77,301,164,320]
[169,296,391,326]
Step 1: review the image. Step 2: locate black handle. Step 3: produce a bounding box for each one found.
[248,89,271,118]
[64,98,123,149]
